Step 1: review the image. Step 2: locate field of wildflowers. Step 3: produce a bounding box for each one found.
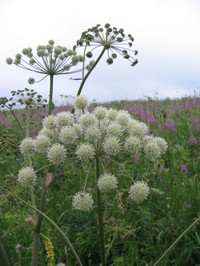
[0,23,200,266]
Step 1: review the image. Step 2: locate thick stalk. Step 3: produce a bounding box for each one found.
[48,74,54,115]
[95,156,106,266]
[154,216,200,265]
[76,47,106,97]
[31,184,47,266]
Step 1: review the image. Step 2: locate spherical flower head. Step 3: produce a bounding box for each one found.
[128,120,149,137]
[129,181,150,204]
[103,137,121,156]
[47,143,66,164]
[6,57,13,65]
[78,113,98,129]
[34,135,51,153]
[84,126,101,143]
[17,167,37,188]
[106,122,123,138]
[75,143,95,161]
[71,55,79,65]
[19,137,35,155]
[38,127,56,139]
[93,106,107,120]
[116,110,131,126]
[73,96,88,111]
[59,126,78,145]
[43,115,57,130]
[143,140,161,160]
[28,77,35,84]
[97,173,118,192]
[124,136,141,154]
[154,137,168,155]
[72,191,94,211]
[106,109,118,121]
[55,112,74,127]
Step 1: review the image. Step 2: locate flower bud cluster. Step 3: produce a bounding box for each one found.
[6,40,84,84]
[76,23,138,66]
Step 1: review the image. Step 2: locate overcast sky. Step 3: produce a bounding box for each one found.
[0,0,200,104]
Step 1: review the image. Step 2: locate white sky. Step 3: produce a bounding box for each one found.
[0,0,200,104]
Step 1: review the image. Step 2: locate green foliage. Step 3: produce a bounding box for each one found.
[1,96,200,265]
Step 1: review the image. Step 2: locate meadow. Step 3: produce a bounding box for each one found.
[0,93,200,266]
[1,23,200,266]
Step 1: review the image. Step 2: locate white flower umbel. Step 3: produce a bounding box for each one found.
[84,126,101,144]
[75,143,95,161]
[59,126,78,145]
[42,115,57,130]
[19,137,35,155]
[116,110,131,127]
[55,112,74,127]
[34,135,51,153]
[47,143,66,164]
[106,122,123,138]
[143,140,161,160]
[103,137,121,156]
[38,127,57,139]
[124,136,141,154]
[106,109,118,121]
[129,181,150,204]
[127,120,149,137]
[154,137,168,155]
[73,95,89,111]
[72,191,94,211]
[78,113,98,129]
[93,106,107,120]
[17,166,37,188]
[97,173,118,192]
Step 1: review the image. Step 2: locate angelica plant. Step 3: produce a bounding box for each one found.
[6,41,84,115]
[75,23,138,96]
[16,95,167,266]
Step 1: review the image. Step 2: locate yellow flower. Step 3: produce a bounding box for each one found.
[43,235,55,266]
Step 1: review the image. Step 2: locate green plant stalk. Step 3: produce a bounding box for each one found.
[76,47,106,97]
[0,239,11,266]
[12,193,83,266]
[8,106,25,137]
[154,216,200,266]
[95,156,106,266]
[31,184,47,266]
[48,74,54,115]
[25,105,30,137]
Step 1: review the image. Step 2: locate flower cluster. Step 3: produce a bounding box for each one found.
[17,167,37,188]
[0,88,47,109]
[72,191,94,211]
[129,181,150,204]
[76,23,138,66]
[17,96,167,207]
[6,40,84,84]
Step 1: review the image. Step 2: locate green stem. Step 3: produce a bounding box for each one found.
[76,47,106,97]
[95,156,106,266]
[31,183,47,266]
[0,238,11,266]
[26,106,30,137]
[154,216,200,265]
[8,107,25,137]
[12,193,83,266]
[48,74,54,115]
